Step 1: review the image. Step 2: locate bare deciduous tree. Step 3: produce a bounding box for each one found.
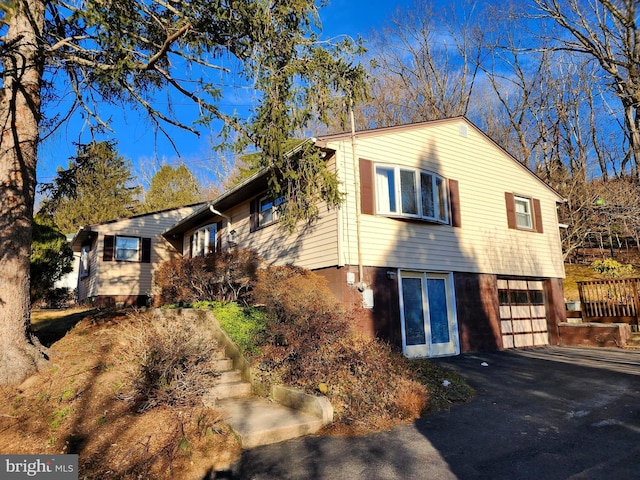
[356,0,485,128]
[533,0,640,178]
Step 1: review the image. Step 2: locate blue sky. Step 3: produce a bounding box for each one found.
[36,0,416,190]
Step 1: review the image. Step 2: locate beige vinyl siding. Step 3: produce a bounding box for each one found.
[327,119,565,279]
[223,199,340,270]
[82,205,201,299]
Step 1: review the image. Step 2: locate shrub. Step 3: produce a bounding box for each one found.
[591,259,634,278]
[154,248,261,305]
[121,312,223,412]
[250,265,429,430]
[38,287,72,309]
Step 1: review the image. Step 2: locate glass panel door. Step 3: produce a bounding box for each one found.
[426,275,458,357]
[400,273,430,358]
[400,272,459,358]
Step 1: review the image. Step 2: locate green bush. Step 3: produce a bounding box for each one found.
[193,301,269,356]
[591,259,634,278]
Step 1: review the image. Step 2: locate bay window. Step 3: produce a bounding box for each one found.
[191,223,218,257]
[375,164,449,223]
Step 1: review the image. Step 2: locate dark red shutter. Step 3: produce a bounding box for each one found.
[359,158,374,215]
[505,192,517,229]
[103,235,115,261]
[249,199,259,232]
[448,179,461,227]
[141,237,151,263]
[533,198,544,233]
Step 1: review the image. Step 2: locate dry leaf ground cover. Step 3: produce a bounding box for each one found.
[0,309,240,480]
[0,282,474,479]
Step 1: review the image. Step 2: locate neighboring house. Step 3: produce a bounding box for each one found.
[163,117,567,358]
[54,233,80,292]
[70,204,204,307]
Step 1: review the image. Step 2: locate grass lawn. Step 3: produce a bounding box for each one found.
[31,307,96,346]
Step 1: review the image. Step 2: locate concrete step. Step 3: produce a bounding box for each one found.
[203,381,252,405]
[624,333,640,349]
[212,358,234,371]
[216,369,242,384]
[216,398,325,449]
[212,349,227,360]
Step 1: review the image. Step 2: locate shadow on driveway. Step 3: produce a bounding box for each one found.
[231,347,640,480]
[420,347,640,479]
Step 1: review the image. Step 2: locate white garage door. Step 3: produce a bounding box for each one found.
[498,279,549,348]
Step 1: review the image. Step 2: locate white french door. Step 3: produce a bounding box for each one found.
[399,271,459,358]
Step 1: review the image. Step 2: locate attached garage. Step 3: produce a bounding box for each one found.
[498,279,549,348]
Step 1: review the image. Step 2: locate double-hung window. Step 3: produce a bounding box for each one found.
[258,196,284,227]
[505,192,543,233]
[375,165,449,223]
[115,236,140,262]
[79,244,91,278]
[514,196,533,229]
[103,235,151,263]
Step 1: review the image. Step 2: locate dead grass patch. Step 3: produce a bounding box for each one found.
[0,309,240,479]
[562,262,635,301]
[118,312,222,412]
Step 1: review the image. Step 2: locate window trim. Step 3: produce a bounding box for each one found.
[115,235,141,262]
[190,223,218,257]
[514,195,533,230]
[374,164,449,224]
[256,195,284,229]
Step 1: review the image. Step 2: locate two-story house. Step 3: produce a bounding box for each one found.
[162,117,567,358]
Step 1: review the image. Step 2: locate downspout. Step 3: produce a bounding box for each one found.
[336,149,345,268]
[209,205,232,251]
[350,99,365,287]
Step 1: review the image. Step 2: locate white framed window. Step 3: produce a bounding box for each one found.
[258,196,284,227]
[375,165,449,223]
[191,223,217,257]
[115,236,140,262]
[79,244,91,278]
[514,196,533,229]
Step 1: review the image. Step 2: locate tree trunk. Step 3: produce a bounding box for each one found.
[623,101,640,179]
[0,0,47,385]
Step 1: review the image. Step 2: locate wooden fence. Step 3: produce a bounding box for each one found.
[577,278,640,328]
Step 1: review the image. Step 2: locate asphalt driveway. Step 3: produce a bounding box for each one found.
[226,347,640,480]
